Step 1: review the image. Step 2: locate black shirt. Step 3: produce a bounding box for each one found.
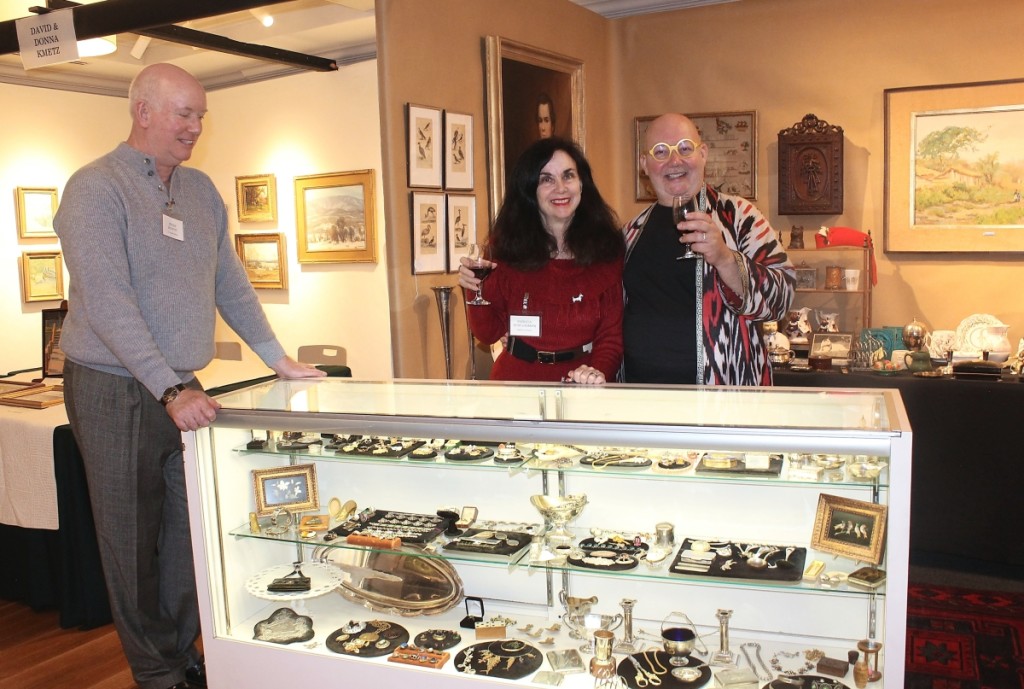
[622,204,698,383]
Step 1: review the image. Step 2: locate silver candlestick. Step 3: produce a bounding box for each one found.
[614,598,638,654]
[710,608,736,666]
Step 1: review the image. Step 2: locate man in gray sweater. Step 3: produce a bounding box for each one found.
[54,63,323,689]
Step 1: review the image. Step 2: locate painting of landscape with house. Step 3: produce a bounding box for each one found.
[913,108,1024,226]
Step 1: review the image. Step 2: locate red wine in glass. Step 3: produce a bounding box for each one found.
[673,195,698,260]
[466,243,492,305]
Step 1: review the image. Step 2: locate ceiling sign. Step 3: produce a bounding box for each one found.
[16,9,81,69]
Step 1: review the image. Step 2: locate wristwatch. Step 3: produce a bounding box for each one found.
[159,383,187,406]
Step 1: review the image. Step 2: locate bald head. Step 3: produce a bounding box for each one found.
[126,63,207,183]
[641,112,708,205]
[128,63,204,120]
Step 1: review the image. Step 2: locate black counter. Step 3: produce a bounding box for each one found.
[774,368,1023,578]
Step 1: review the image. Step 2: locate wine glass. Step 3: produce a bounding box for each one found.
[466,243,492,306]
[672,195,698,260]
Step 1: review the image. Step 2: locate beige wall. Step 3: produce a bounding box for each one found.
[378,0,1024,379]
[377,0,617,378]
[199,61,394,385]
[0,84,121,374]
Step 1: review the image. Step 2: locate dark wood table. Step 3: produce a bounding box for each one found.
[774,367,1023,579]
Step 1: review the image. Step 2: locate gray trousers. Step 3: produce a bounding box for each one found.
[64,360,201,689]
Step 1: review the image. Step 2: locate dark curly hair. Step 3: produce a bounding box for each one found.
[490,137,622,271]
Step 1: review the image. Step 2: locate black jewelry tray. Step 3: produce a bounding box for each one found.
[327,436,426,458]
[669,538,805,582]
[442,528,532,557]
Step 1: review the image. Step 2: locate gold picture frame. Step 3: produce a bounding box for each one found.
[15,187,58,238]
[235,174,277,223]
[0,380,42,396]
[635,111,757,202]
[485,36,584,220]
[0,384,64,409]
[885,78,1024,252]
[810,494,887,565]
[251,464,319,517]
[21,250,64,303]
[294,169,376,264]
[235,233,287,289]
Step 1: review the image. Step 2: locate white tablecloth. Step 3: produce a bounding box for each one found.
[0,402,68,530]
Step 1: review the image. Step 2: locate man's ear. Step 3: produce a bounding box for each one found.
[134,99,151,126]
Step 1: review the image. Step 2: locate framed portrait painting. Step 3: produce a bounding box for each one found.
[15,187,58,238]
[485,36,583,219]
[407,104,443,189]
[235,174,277,223]
[294,169,376,264]
[235,233,287,289]
[444,111,474,191]
[811,494,888,565]
[411,191,446,274]
[21,250,64,303]
[446,194,476,272]
[885,78,1024,252]
[251,464,319,517]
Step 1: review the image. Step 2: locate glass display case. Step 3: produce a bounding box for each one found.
[183,378,910,688]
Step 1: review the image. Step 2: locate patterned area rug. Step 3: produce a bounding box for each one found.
[906,582,1024,689]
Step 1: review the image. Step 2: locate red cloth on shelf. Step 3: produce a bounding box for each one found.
[814,226,877,285]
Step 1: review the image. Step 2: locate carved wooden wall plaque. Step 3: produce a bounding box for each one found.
[778,113,844,215]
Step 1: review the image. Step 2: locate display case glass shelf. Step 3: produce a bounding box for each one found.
[184,378,910,688]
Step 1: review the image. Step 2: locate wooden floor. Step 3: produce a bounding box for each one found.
[0,599,135,689]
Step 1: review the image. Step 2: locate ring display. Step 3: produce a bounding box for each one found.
[327,509,447,544]
[413,628,462,651]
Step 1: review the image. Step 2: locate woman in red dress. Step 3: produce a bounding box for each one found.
[459,138,623,384]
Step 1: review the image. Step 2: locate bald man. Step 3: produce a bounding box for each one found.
[622,113,794,385]
[54,63,323,689]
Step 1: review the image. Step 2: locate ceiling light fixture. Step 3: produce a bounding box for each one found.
[249,8,274,27]
[77,35,117,57]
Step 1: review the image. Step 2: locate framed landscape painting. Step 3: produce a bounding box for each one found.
[885,78,1024,252]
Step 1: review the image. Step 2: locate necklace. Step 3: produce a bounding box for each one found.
[770,649,815,675]
[740,642,772,681]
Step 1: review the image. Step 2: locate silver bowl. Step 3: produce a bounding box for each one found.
[530,494,587,546]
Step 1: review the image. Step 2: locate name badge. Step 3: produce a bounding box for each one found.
[162,212,184,241]
[509,313,541,337]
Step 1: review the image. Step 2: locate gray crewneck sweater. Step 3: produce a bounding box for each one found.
[54,142,285,399]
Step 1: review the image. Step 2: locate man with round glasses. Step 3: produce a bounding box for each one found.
[621,113,794,385]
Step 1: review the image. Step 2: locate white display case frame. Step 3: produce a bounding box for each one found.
[183,379,911,688]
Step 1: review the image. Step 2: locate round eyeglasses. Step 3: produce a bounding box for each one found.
[647,138,700,161]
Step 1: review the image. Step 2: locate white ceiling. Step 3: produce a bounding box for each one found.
[0,0,736,96]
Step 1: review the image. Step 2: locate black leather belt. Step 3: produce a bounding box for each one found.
[507,337,591,364]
